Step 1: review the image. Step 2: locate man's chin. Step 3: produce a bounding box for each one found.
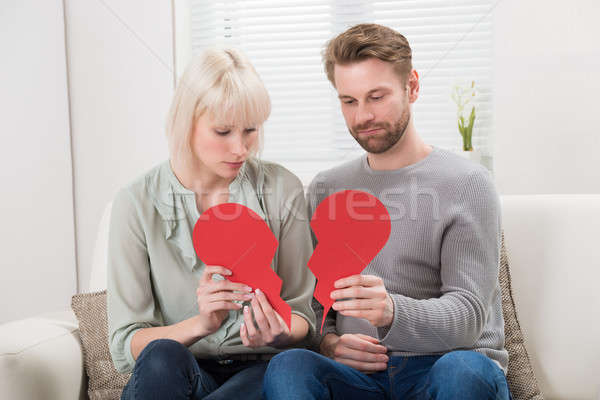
[355,137,395,154]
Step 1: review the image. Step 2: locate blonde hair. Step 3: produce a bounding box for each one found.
[166,48,271,164]
[323,24,413,87]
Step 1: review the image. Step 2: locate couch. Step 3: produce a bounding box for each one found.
[1,195,599,399]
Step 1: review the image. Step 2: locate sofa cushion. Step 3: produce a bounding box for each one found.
[71,291,130,400]
[499,233,543,399]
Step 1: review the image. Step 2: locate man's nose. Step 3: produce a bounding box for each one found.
[355,103,375,127]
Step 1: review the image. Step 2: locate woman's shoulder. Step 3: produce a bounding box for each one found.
[247,158,304,194]
[113,161,169,209]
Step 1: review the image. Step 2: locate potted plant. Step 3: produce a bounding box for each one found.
[451,81,481,163]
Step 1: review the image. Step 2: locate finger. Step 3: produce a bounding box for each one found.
[355,334,383,345]
[255,289,280,332]
[200,265,232,283]
[334,274,382,289]
[240,323,250,347]
[338,310,380,321]
[243,305,258,338]
[334,357,387,373]
[333,346,389,363]
[204,301,242,313]
[342,335,388,354]
[206,280,252,294]
[330,286,370,300]
[274,311,290,333]
[332,299,378,311]
[208,291,253,303]
[251,296,271,334]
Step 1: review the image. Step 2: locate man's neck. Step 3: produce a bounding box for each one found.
[366,126,432,171]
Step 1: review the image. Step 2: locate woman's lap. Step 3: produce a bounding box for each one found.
[121,339,267,400]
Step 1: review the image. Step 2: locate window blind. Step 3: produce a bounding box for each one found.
[180,0,494,184]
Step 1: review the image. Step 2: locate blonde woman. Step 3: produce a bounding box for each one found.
[107,48,316,399]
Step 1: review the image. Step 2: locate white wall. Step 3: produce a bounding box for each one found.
[64,0,174,291]
[0,0,77,323]
[493,0,600,195]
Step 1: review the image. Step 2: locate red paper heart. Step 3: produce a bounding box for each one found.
[308,190,391,332]
[192,203,291,329]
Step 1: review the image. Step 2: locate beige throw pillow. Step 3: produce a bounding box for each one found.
[71,291,130,400]
[500,233,544,399]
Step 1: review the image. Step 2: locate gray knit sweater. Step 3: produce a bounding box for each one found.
[307,146,508,373]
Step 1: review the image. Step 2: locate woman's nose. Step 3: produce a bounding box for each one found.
[231,135,248,157]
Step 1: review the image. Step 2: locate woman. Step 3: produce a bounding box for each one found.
[107,48,316,399]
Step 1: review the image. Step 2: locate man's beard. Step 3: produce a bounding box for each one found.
[349,106,410,154]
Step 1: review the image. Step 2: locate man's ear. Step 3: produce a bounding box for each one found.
[407,69,420,104]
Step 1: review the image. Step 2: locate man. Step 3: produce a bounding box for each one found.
[263,24,511,399]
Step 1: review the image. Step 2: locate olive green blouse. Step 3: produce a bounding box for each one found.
[107,159,316,373]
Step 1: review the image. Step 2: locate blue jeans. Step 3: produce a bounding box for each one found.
[263,349,512,400]
[121,339,268,400]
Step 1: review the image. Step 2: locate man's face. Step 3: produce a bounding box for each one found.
[334,58,412,154]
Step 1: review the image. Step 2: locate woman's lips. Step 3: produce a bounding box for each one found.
[225,161,244,169]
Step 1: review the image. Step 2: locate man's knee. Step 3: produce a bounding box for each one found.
[268,349,320,375]
[427,351,501,396]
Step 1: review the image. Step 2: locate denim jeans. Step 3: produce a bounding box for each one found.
[263,349,512,400]
[121,339,268,400]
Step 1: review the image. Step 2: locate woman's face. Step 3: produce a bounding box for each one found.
[190,112,259,181]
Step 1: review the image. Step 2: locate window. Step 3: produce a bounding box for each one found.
[175,0,494,183]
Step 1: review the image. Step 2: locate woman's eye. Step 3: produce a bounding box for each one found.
[343,99,355,105]
[244,128,257,134]
[215,130,231,135]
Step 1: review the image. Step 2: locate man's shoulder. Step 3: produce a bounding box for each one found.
[430,148,492,184]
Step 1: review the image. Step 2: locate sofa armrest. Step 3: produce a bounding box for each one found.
[0,310,86,400]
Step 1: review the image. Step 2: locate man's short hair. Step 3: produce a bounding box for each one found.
[323,23,413,87]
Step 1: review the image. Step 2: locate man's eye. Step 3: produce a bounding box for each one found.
[371,95,383,101]
[342,99,355,105]
[215,130,231,135]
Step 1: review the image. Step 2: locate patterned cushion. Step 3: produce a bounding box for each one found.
[499,233,544,399]
[71,291,130,400]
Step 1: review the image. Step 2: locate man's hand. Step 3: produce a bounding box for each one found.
[321,333,388,373]
[240,288,293,348]
[330,274,394,327]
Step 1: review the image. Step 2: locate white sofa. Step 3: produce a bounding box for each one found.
[1,195,599,400]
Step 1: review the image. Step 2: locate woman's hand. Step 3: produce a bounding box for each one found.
[196,265,253,336]
[240,288,293,348]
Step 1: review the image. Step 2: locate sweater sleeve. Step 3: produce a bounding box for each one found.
[378,168,501,352]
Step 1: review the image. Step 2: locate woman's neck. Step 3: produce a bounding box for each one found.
[170,158,232,195]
